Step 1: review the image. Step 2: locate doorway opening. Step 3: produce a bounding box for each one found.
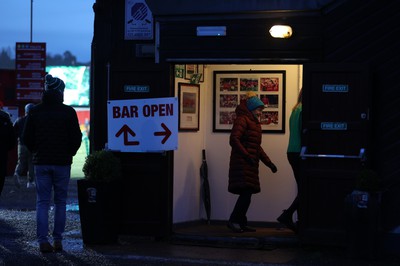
[172,64,303,245]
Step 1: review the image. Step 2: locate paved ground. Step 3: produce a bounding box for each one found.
[1,175,400,266]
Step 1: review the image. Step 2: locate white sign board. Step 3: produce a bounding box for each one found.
[107,97,178,152]
[125,0,153,40]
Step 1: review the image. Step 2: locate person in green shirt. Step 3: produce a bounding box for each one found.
[277,89,302,233]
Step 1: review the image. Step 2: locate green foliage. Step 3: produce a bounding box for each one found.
[356,168,381,192]
[82,150,122,182]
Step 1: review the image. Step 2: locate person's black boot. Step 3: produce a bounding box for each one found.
[227,221,244,233]
[277,210,298,233]
[240,225,256,232]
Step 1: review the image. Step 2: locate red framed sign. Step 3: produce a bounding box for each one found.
[15,42,46,101]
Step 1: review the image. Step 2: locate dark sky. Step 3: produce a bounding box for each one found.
[0,0,94,62]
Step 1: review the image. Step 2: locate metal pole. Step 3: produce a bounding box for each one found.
[30,0,33,42]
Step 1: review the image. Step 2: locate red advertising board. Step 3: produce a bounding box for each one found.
[15,42,46,101]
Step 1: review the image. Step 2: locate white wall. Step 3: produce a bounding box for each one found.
[173,64,302,224]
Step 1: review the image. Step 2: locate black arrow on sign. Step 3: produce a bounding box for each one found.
[115,124,140,145]
[154,123,171,144]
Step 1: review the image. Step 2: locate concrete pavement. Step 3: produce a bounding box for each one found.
[1,175,399,265]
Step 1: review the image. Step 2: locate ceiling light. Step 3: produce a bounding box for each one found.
[269,25,293,38]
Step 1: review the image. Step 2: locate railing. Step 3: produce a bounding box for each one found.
[300,146,366,161]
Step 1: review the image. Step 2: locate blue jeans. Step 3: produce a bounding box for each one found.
[35,165,71,244]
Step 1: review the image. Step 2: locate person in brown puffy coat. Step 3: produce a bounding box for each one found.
[227,91,278,233]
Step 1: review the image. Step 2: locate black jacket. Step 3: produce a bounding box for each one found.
[23,91,82,165]
[0,109,16,153]
[0,109,16,181]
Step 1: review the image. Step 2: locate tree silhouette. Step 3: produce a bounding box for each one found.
[63,51,77,65]
[0,47,89,69]
[46,53,64,66]
[0,47,14,69]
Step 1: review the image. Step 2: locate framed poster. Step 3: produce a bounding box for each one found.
[185,64,198,80]
[213,70,286,133]
[184,64,204,83]
[178,83,200,131]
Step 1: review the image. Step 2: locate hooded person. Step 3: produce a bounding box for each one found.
[227,91,278,233]
[23,74,82,253]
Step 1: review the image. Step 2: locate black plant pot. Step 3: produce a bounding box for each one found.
[77,179,121,244]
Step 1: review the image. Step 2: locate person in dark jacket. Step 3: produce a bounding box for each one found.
[0,104,17,196]
[13,103,36,189]
[227,91,278,233]
[23,74,82,253]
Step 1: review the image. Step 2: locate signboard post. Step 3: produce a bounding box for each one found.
[15,42,46,101]
[107,97,178,152]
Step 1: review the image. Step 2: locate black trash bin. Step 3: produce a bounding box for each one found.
[345,190,382,259]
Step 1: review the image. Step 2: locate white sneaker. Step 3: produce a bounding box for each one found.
[26,181,36,189]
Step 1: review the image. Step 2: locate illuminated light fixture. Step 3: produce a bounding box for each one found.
[269,25,293,38]
[197,26,226,36]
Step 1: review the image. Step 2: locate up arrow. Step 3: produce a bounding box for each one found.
[154,123,171,144]
[115,124,140,145]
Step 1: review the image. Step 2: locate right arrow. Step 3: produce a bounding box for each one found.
[154,123,171,144]
[115,124,139,145]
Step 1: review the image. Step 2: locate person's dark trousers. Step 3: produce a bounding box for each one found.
[229,191,252,226]
[286,152,301,217]
[0,153,7,196]
[0,176,4,196]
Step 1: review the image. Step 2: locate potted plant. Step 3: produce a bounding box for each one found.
[77,149,122,244]
[355,168,381,193]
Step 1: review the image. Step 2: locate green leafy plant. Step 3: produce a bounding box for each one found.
[356,168,381,192]
[82,150,122,182]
